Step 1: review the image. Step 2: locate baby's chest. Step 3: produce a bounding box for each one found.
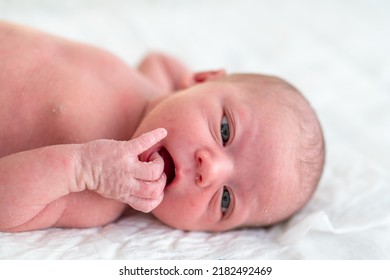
[0,85,146,156]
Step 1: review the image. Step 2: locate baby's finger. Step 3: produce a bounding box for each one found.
[127,194,164,213]
[120,177,166,213]
[131,128,167,155]
[134,151,165,181]
[132,171,167,198]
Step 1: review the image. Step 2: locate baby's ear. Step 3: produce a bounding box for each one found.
[181,70,226,88]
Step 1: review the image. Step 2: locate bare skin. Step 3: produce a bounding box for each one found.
[0,22,323,232]
[0,22,190,232]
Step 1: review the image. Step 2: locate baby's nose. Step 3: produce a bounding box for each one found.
[194,148,232,188]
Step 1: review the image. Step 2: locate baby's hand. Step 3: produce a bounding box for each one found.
[77,128,167,212]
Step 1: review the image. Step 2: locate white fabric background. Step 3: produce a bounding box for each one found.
[0,0,389,259]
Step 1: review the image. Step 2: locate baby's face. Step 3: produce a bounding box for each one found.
[134,76,303,231]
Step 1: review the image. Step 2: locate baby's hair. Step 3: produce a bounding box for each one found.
[265,76,325,215]
[295,87,325,204]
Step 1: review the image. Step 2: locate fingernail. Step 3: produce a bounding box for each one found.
[157,128,168,137]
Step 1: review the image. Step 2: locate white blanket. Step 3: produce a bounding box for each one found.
[1,0,389,259]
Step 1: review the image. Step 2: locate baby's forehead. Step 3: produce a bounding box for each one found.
[225,75,311,134]
[223,73,288,89]
[222,74,297,103]
[220,82,292,122]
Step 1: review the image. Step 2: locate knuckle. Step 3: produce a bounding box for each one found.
[148,186,162,199]
[151,166,164,181]
[142,183,161,199]
[145,163,164,181]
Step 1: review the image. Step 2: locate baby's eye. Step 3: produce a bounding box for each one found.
[220,115,230,146]
[221,187,231,213]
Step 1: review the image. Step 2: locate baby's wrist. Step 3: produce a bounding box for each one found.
[73,143,98,193]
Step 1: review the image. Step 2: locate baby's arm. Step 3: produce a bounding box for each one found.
[0,129,167,232]
[138,53,192,94]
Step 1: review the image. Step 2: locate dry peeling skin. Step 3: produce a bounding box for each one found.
[79,128,168,213]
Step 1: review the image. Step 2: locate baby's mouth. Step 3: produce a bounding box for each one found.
[158,147,176,186]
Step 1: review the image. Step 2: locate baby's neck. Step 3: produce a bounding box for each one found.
[142,95,169,118]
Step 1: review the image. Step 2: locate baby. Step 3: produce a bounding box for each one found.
[0,22,325,232]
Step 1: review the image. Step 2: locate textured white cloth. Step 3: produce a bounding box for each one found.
[0,0,389,259]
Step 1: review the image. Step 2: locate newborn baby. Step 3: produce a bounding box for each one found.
[0,21,325,232]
